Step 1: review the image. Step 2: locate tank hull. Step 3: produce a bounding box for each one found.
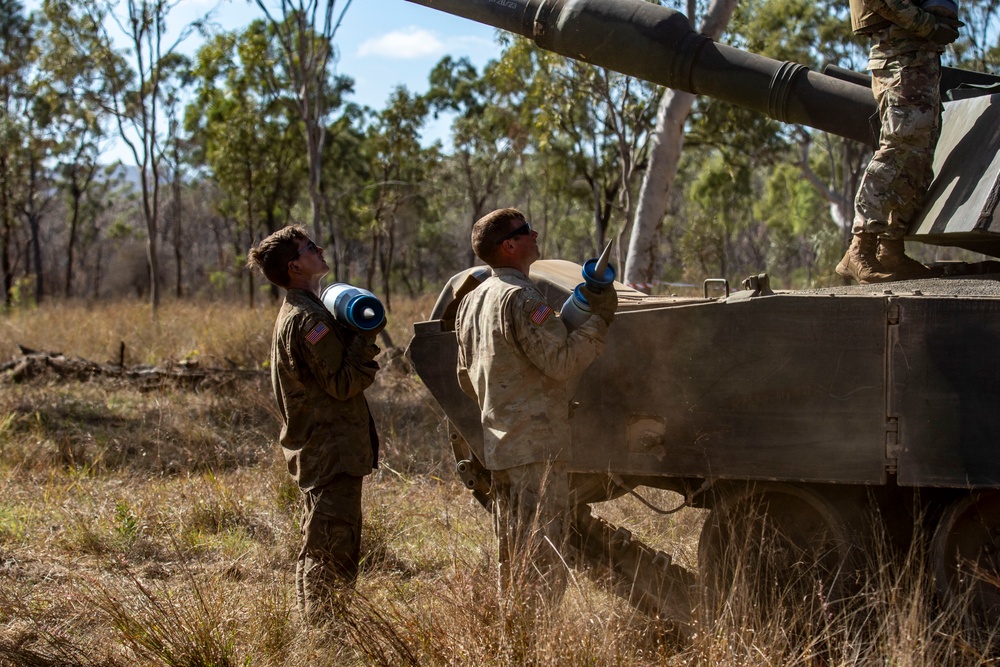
[409,260,1000,493]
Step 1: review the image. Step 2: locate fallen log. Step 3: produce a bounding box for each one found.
[1,344,266,390]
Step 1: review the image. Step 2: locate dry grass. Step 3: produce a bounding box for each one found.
[0,297,997,666]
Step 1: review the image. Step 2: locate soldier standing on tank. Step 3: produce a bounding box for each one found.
[837,0,962,283]
[454,208,617,612]
[247,226,383,625]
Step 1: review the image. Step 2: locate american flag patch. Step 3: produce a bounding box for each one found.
[530,303,552,326]
[305,322,330,345]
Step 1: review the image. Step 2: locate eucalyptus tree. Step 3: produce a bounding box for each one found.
[625,0,737,290]
[187,21,308,305]
[252,0,354,276]
[756,161,840,285]
[0,0,32,306]
[322,102,374,278]
[626,0,874,289]
[35,0,115,298]
[678,150,766,280]
[489,37,658,263]
[84,0,201,312]
[17,3,70,305]
[482,42,588,260]
[950,0,1000,70]
[159,50,193,298]
[361,86,431,309]
[425,56,518,266]
[737,0,869,234]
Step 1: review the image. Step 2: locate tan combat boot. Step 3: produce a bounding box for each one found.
[836,232,894,284]
[877,237,941,280]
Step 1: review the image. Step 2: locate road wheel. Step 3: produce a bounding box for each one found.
[698,483,860,616]
[931,489,1000,620]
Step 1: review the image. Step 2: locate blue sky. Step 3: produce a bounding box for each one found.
[25,0,505,157]
[178,0,503,111]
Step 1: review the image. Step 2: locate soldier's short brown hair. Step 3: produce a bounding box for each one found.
[246,226,308,288]
[471,208,526,266]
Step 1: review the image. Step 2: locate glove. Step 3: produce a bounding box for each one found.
[364,317,387,338]
[928,17,963,44]
[579,285,618,325]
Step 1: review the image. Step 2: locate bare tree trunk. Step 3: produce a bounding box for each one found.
[171,143,183,298]
[624,0,738,291]
[0,152,11,308]
[66,188,82,297]
[65,160,99,298]
[0,206,10,307]
[24,140,48,304]
[255,0,352,280]
[624,89,695,290]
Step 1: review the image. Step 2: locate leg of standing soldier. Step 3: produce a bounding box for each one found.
[866,56,941,233]
[491,468,515,597]
[496,461,571,611]
[837,59,896,284]
[874,55,943,278]
[296,473,364,625]
[841,53,942,282]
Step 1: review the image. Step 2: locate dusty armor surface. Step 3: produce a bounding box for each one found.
[405,0,1000,627]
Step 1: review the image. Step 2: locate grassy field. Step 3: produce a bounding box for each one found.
[0,297,996,666]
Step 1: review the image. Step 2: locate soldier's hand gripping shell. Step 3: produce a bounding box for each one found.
[361,318,386,346]
[929,17,963,44]
[580,285,618,325]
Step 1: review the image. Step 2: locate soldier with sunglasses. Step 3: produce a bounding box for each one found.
[247,226,383,626]
[454,208,617,612]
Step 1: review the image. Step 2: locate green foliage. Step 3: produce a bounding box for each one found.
[8,276,36,307]
[0,504,27,544]
[758,162,826,237]
[114,498,141,542]
[731,0,861,68]
[186,21,308,244]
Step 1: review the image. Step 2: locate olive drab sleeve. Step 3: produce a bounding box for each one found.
[298,315,380,401]
[505,289,607,383]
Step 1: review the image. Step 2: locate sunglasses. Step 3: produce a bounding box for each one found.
[296,240,319,256]
[496,222,532,245]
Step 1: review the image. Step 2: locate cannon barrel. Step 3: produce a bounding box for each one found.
[406,0,879,145]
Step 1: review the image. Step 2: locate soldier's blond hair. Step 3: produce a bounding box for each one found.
[471,208,526,266]
[246,226,307,288]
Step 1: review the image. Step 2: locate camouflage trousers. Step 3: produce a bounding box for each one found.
[853,52,942,239]
[296,474,364,624]
[492,461,571,612]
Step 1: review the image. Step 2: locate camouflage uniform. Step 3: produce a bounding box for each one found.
[455,267,607,603]
[270,288,380,622]
[850,0,945,239]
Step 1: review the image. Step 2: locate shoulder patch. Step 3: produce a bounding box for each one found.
[304,322,330,345]
[529,302,553,326]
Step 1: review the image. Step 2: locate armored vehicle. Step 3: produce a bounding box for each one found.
[404,0,1000,624]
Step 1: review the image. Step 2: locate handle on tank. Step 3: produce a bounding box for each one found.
[320,283,387,332]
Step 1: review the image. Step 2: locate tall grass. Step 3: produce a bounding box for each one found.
[0,298,996,666]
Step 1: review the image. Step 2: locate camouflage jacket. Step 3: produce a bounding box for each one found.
[270,288,380,491]
[455,267,608,470]
[850,0,944,64]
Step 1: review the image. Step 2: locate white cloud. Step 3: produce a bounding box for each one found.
[357,26,445,59]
